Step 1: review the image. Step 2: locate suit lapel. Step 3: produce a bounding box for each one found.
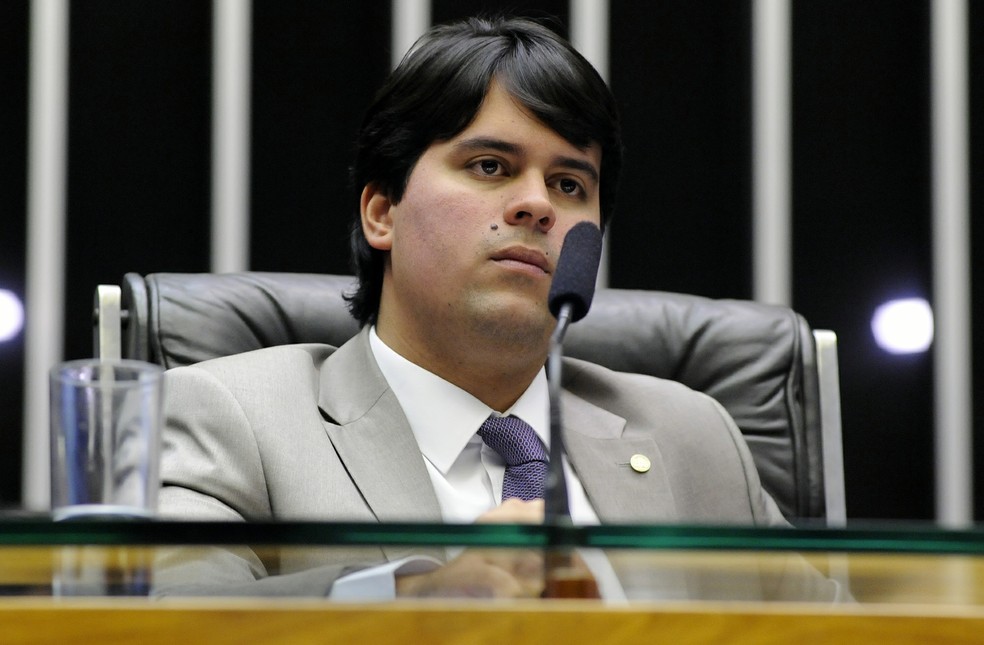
[317,329,444,561]
[561,391,679,524]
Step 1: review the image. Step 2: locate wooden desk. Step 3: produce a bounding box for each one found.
[2,598,984,644]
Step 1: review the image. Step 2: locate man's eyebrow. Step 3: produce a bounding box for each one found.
[455,136,520,155]
[556,156,600,184]
[454,136,600,184]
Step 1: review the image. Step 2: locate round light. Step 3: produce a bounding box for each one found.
[0,289,25,342]
[871,298,934,354]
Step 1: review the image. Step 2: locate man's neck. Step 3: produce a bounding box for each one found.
[373,321,547,412]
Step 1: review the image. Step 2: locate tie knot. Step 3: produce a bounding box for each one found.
[477,415,548,502]
[477,415,547,467]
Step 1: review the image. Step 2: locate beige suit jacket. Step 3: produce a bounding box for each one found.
[156,327,793,597]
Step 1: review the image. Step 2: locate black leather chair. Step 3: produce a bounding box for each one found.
[94,272,845,525]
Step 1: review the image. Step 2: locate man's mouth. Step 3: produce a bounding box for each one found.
[490,246,551,275]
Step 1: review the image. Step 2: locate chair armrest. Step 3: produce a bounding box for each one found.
[93,285,122,360]
[814,330,846,526]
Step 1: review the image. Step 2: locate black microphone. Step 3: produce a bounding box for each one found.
[544,221,603,525]
[548,221,603,323]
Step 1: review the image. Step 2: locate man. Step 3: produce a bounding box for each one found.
[157,16,798,599]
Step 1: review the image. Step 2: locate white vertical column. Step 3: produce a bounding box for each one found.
[211,0,252,273]
[391,0,430,69]
[22,0,70,509]
[751,0,791,306]
[571,0,610,288]
[931,0,972,527]
[571,0,609,79]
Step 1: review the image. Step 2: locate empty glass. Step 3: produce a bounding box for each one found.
[49,359,164,521]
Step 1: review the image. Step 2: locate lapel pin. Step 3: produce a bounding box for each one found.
[629,453,651,473]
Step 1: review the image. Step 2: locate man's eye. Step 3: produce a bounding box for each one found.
[478,159,500,175]
[559,178,582,195]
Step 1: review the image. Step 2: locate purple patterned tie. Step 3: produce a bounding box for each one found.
[477,415,548,502]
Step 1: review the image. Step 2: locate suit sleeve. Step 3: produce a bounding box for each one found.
[706,396,790,527]
[708,398,851,602]
[155,364,371,596]
[159,364,271,521]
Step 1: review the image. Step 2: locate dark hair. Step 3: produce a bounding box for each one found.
[346,15,623,326]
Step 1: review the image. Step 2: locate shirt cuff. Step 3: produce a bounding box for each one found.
[330,556,442,601]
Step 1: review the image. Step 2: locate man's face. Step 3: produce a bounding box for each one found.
[363,82,602,368]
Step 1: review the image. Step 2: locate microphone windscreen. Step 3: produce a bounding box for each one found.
[548,221,603,322]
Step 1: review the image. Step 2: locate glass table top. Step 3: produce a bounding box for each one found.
[0,517,983,605]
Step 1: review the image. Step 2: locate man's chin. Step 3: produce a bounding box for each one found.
[468,302,553,347]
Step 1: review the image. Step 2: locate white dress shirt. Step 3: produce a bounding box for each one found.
[332,327,622,601]
[367,326,601,524]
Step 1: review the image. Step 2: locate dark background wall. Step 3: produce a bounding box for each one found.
[791,1,935,519]
[0,1,29,511]
[1,1,980,522]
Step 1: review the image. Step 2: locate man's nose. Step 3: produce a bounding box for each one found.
[503,176,555,232]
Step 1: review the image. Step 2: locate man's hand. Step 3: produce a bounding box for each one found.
[395,499,545,598]
[479,498,544,523]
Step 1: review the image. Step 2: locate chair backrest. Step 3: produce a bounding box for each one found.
[94,271,845,525]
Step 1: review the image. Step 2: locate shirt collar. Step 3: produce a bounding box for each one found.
[368,326,550,474]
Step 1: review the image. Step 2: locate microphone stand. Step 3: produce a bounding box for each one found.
[545,302,572,526]
[542,302,599,599]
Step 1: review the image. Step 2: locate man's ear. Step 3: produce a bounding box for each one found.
[360,183,394,251]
